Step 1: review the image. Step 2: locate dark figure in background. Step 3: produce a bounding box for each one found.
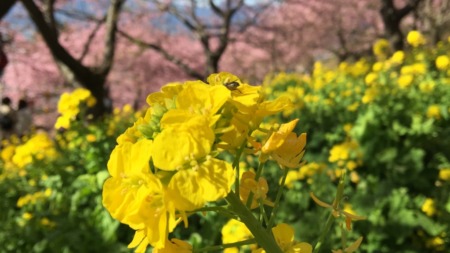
[15,98,33,137]
[0,33,8,79]
[0,96,16,142]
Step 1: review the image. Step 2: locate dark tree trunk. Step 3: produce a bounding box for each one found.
[19,0,124,117]
[379,0,423,51]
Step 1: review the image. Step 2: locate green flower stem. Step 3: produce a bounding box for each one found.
[313,171,347,253]
[246,161,265,208]
[194,238,256,252]
[226,193,283,253]
[312,212,335,253]
[233,142,247,198]
[266,167,289,230]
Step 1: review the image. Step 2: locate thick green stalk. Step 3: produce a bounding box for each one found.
[226,193,283,253]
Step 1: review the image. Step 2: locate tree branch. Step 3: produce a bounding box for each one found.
[397,0,423,19]
[99,0,126,75]
[79,17,105,62]
[117,29,204,79]
[19,0,90,80]
[0,0,17,20]
[42,0,58,37]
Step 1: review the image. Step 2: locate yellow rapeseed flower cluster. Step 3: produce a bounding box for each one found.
[11,132,58,169]
[55,88,96,129]
[102,72,303,252]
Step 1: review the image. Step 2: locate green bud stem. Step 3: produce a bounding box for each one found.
[313,170,347,253]
[266,167,289,230]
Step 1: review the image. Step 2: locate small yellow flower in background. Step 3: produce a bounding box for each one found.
[1,145,15,162]
[435,55,450,70]
[222,219,253,253]
[346,102,359,112]
[397,74,414,88]
[425,236,445,251]
[390,50,405,64]
[86,96,97,107]
[362,87,378,104]
[298,162,326,181]
[40,217,56,227]
[364,72,377,85]
[372,62,384,72]
[421,198,436,216]
[439,168,450,181]
[407,30,426,47]
[372,39,390,58]
[426,105,441,120]
[284,170,300,188]
[350,171,360,183]
[12,132,58,168]
[55,88,97,129]
[252,223,312,253]
[28,179,36,186]
[86,134,97,142]
[329,140,361,165]
[343,124,353,135]
[22,212,33,220]
[412,63,427,75]
[346,161,358,171]
[419,81,435,93]
[55,115,71,129]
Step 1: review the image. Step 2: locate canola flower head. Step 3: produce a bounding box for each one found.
[407,30,426,47]
[439,168,450,181]
[372,39,390,58]
[103,72,310,252]
[390,50,405,65]
[436,55,450,70]
[421,198,436,216]
[426,105,441,120]
[55,88,96,129]
[12,132,58,168]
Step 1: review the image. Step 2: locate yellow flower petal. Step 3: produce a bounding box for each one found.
[262,119,299,154]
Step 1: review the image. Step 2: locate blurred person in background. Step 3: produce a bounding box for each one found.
[0,96,16,143]
[15,98,33,137]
